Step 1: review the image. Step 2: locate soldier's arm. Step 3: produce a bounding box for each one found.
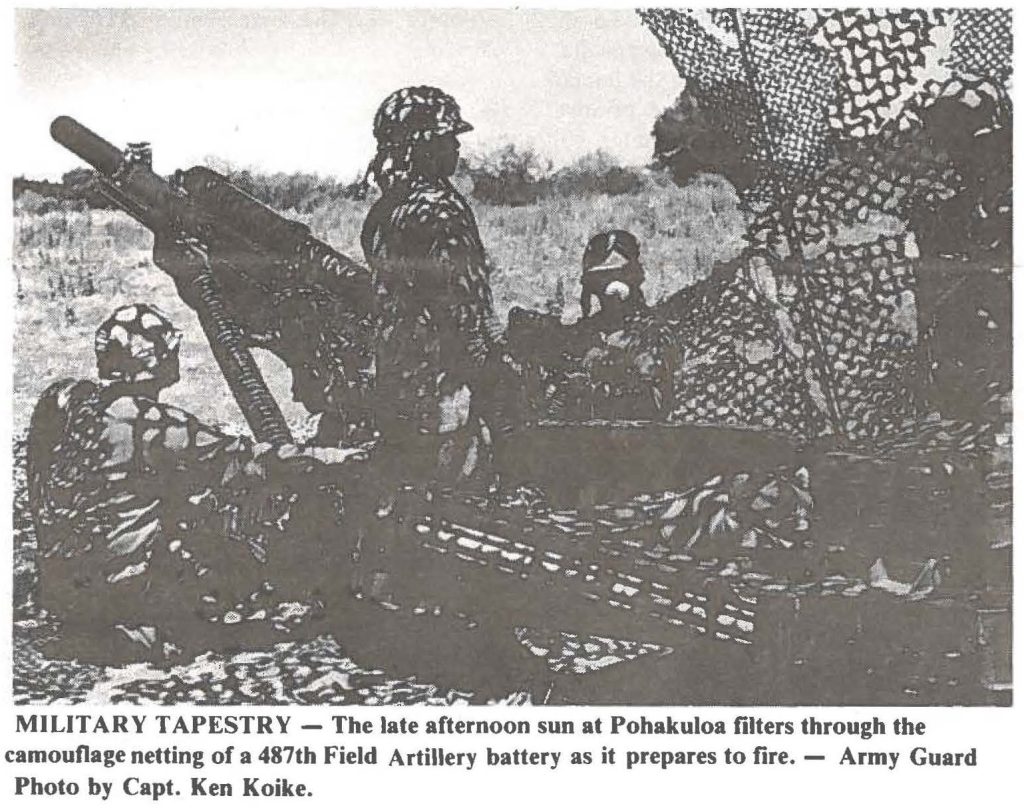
[580,287,593,319]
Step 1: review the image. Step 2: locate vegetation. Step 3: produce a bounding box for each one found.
[459,145,645,206]
[460,143,553,206]
[14,168,114,214]
[15,141,651,216]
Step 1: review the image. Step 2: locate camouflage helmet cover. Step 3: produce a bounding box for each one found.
[373,86,473,147]
[95,303,182,385]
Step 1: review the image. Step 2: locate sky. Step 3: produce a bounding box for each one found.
[14,8,684,181]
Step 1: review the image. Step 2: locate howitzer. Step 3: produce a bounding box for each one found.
[50,116,373,446]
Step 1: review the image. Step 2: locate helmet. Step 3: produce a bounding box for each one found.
[372,86,473,147]
[583,230,641,272]
[95,303,182,386]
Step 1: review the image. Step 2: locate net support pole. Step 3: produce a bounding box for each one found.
[731,9,847,442]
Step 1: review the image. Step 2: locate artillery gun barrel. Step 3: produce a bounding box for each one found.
[50,116,124,176]
[50,116,199,233]
[179,166,373,306]
[50,115,294,446]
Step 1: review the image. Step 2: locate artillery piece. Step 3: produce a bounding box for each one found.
[44,117,1009,704]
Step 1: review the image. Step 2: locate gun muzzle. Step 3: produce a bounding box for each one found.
[50,116,124,176]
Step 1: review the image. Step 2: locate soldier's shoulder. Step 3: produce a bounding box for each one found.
[30,379,100,433]
[27,379,101,468]
[98,395,234,457]
[95,395,199,441]
[394,180,474,226]
[36,378,98,410]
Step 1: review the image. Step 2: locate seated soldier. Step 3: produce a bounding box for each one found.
[25,304,562,693]
[27,303,362,664]
[507,229,676,421]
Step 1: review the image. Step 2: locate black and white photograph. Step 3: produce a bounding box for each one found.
[9,7,1013,709]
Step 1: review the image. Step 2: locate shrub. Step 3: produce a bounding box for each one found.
[14,189,50,214]
[14,187,88,215]
[212,168,366,213]
[553,150,644,198]
[462,144,553,207]
[14,174,102,212]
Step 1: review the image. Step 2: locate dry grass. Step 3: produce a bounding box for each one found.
[12,175,747,433]
[298,172,747,322]
[13,207,253,433]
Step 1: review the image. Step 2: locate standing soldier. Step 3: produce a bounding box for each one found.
[360,86,518,488]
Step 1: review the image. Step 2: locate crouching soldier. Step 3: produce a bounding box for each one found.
[26,304,363,664]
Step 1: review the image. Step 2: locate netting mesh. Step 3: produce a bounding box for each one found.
[637,8,1012,441]
[797,236,919,438]
[806,9,951,139]
[647,235,917,440]
[946,8,1013,85]
[660,261,818,436]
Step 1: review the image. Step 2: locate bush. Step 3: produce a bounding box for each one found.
[14,173,106,212]
[462,144,553,207]
[552,150,644,198]
[14,189,51,214]
[13,186,89,215]
[214,167,366,213]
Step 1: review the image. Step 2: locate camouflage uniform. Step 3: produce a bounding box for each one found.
[28,304,357,662]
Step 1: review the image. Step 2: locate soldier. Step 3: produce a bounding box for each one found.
[506,229,673,421]
[27,303,362,663]
[580,230,647,325]
[360,86,519,488]
[575,230,677,418]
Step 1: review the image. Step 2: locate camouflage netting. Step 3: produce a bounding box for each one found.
[637,8,1013,442]
[642,259,819,435]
